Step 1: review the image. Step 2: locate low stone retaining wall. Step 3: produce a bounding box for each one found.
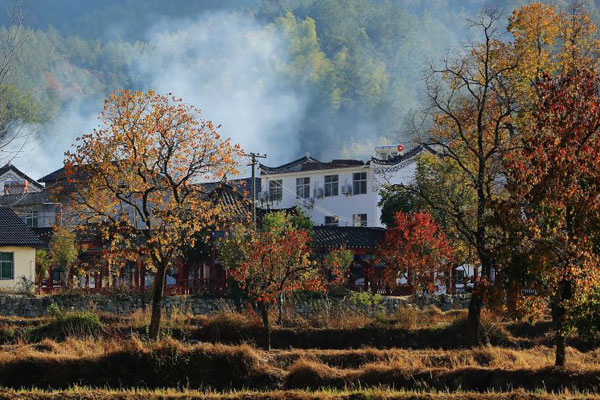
[0,293,471,318]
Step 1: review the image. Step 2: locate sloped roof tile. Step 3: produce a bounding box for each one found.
[312,226,385,250]
[0,207,44,247]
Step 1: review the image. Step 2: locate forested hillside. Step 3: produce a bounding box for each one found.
[0,0,599,176]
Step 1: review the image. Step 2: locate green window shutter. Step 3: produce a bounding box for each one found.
[0,252,14,279]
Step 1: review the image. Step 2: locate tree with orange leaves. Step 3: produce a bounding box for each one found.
[411,2,600,347]
[223,212,322,350]
[505,70,600,367]
[62,90,243,339]
[378,210,454,294]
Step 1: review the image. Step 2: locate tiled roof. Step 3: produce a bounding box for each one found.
[31,227,54,248]
[312,226,386,250]
[38,167,65,184]
[0,207,44,247]
[0,164,44,190]
[260,155,366,175]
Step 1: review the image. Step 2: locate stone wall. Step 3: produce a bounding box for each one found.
[0,293,471,318]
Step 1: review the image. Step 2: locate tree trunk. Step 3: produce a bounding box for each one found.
[260,302,271,350]
[552,281,571,367]
[149,265,167,340]
[555,330,567,367]
[277,293,284,326]
[467,291,482,346]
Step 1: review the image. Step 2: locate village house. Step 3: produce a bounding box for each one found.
[0,164,60,229]
[0,207,44,290]
[258,145,434,228]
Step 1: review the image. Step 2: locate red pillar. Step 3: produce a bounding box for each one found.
[177,260,182,288]
[209,247,216,292]
[200,262,205,289]
[140,264,146,289]
[119,266,124,287]
[85,271,90,290]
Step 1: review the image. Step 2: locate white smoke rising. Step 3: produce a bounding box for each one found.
[5,98,104,179]
[134,12,306,165]
[10,11,305,178]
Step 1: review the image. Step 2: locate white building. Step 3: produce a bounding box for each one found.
[258,145,434,228]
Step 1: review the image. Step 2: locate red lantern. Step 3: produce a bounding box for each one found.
[397,144,404,152]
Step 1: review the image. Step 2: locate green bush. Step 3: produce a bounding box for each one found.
[36,303,103,340]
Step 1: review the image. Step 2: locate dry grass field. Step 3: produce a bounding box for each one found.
[0,305,598,399]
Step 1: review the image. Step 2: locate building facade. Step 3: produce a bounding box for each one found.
[258,145,432,228]
[0,164,61,229]
[0,207,44,290]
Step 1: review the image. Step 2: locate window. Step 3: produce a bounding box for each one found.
[324,175,338,197]
[353,214,367,227]
[296,177,310,199]
[0,252,13,280]
[324,216,339,226]
[26,210,38,228]
[353,172,367,195]
[456,270,465,285]
[269,180,282,202]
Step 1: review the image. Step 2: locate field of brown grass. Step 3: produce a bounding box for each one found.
[0,306,598,398]
[0,388,599,400]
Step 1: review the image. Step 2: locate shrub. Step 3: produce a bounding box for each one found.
[347,291,385,317]
[442,315,510,346]
[34,303,103,340]
[393,307,419,329]
[15,277,35,296]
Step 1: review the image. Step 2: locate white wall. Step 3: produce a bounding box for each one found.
[0,246,35,290]
[261,166,381,227]
[260,158,419,228]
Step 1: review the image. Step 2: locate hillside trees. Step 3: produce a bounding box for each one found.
[0,2,39,163]
[62,90,242,339]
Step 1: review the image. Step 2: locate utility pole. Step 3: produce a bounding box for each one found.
[244,152,266,227]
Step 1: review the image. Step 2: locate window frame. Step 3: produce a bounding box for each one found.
[296,177,310,199]
[268,179,283,202]
[353,213,367,227]
[0,252,14,280]
[456,270,465,285]
[26,210,39,228]
[324,216,339,227]
[324,174,339,197]
[352,172,367,195]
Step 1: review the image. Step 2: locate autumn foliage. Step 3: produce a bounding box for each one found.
[62,90,243,339]
[504,70,600,366]
[223,212,325,349]
[378,211,453,293]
